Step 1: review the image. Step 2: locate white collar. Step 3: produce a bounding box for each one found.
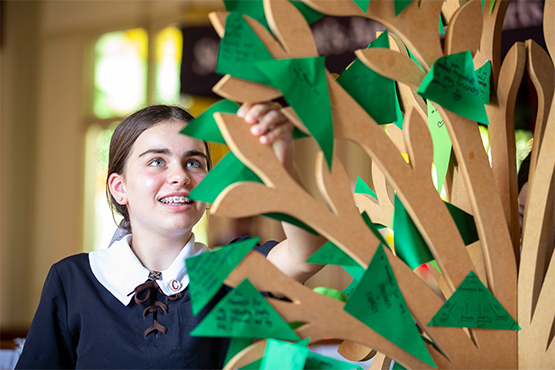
[89,234,209,306]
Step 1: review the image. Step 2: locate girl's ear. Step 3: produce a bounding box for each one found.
[108,173,127,205]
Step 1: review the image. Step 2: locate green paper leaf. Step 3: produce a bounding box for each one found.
[354,0,370,13]
[290,0,324,24]
[392,362,407,370]
[224,0,270,30]
[186,237,260,315]
[263,212,318,235]
[189,151,263,204]
[261,339,309,370]
[417,51,489,125]
[342,278,360,297]
[439,15,445,34]
[313,287,348,302]
[444,202,479,246]
[254,56,334,169]
[307,241,361,267]
[395,0,414,16]
[489,0,496,13]
[191,279,301,340]
[393,195,433,269]
[427,101,452,194]
[217,12,274,85]
[225,338,253,366]
[305,351,363,370]
[180,100,239,144]
[428,271,520,330]
[354,176,377,198]
[344,245,436,368]
[476,60,492,105]
[337,31,399,125]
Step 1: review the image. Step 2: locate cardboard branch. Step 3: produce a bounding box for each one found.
[486,42,526,262]
[518,94,555,368]
[444,0,483,57]
[473,0,510,91]
[355,48,425,91]
[264,0,319,58]
[526,39,555,182]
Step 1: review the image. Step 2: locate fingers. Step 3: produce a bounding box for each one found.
[237,102,292,145]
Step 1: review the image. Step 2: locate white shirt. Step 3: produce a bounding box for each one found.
[89,234,209,306]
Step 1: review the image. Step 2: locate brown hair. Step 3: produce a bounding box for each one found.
[106,105,212,231]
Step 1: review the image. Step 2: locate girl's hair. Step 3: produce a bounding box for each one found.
[105,105,212,232]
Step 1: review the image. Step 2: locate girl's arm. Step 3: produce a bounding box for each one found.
[237,103,326,284]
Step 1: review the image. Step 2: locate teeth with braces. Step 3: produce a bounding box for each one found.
[160,196,193,205]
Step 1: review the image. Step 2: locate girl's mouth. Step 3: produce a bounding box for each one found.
[159,196,193,205]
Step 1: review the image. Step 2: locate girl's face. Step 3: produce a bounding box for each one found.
[110,121,208,239]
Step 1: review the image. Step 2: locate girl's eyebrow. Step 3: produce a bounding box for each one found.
[184,150,208,160]
[138,148,171,158]
[138,148,207,160]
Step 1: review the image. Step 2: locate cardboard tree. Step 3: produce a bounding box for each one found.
[183,0,554,368]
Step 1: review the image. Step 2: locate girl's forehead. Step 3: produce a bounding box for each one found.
[134,121,205,152]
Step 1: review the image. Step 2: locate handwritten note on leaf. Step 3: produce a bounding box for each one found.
[190,279,300,341]
[428,271,520,330]
[417,51,489,125]
[427,101,452,193]
[476,60,492,105]
[217,12,274,85]
[186,237,259,315]
[255,57,334,169]
[344,245,436,368]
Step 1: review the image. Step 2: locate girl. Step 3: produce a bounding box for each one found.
[16,104,324,369]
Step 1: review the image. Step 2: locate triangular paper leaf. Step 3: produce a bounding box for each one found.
[305,351,363,370]
[261,339,309,370]
[254,56,334,169]
[344,245,436,368]
[191,279,301,340]
[354,176,377,198]
[180,100,239,144]
[217,12,274,86]
[395,0,414,16]
[337,31,399,125]
[189,151,263,204]
[445,202,479,246]
[224,0,270,31]
[475,60,492,105]
[417,51,489,125]
[427,101,452,194]
[393,195,434,269]
[186,237,260,315]
[354,0,370,13]
[342,278,360,298]
[428,271,520,330]
[307,241,361,267]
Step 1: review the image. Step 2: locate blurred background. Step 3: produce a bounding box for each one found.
[0,0,544,341]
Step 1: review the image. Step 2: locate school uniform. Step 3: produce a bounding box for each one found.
[16,234,277,369]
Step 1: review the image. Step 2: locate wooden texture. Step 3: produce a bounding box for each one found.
[205,0,555,368]
[444,0,483,57]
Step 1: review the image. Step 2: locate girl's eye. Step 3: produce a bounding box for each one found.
[148,158,165,167]
[186,159,202,169]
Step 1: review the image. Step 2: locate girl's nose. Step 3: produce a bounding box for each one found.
[169,169,191,186]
